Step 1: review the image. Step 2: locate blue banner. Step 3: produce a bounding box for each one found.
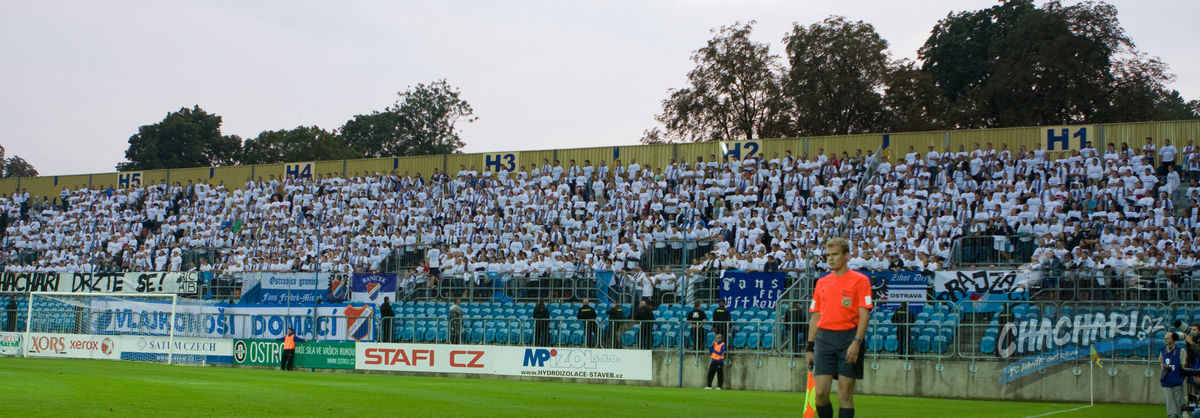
[863,270,928,315]
[351,273,397,305]
[595,271,614,304]
[718,271,786,310]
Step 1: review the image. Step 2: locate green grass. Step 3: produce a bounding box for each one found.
[0,357,1161,417]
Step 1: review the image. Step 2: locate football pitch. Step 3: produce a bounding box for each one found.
[0,357,1160,417]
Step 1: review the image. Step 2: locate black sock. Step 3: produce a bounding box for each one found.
[839,407,854,418]
[816,404,833,418]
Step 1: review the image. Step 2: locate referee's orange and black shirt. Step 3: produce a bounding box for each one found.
[809,270,873,330]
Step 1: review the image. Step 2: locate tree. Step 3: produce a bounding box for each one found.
[919,0,1180,127]
[883,60,953,132]
[240,126,359,165]
[117,106,242,171]
[0,144,39,178]
[782,16,891,136]
[340,80,476,158]
[4,156,38,178]
[643,21,790,143]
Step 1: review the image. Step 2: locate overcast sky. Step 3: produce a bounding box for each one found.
[2,0,1197,176]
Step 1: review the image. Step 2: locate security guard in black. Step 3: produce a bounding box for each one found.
[688,301,707,349]
[577,299,598,348]
[604,303,625,348]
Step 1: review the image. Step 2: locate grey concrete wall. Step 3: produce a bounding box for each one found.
[649,352,1160,404]
[219,352,1161,404]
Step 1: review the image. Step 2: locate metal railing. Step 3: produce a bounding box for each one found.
[951,235,1038,268]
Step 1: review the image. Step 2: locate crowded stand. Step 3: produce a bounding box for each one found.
[2,137,1199,304]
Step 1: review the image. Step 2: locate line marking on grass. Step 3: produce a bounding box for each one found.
[1022,405,1091,417]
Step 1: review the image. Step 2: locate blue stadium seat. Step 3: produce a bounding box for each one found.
[732,333,747,349]
[884,335,898,352]
[746,333,760,349]
[980,336,996,354]
[664,331,678,348]
[570,330,584,346]
[761,334,774,350]
[652,331,663,347]
[622,331,637,347]
[916,335,932,353]
[868,334,884,352]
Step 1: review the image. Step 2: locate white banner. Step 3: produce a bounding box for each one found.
[490,346,653,381]
[933,270,1035,300]
[354,343,652,381]
[21,333,231,361]
[25,333,121,360]
[116,335,232,357]
[0,332,22,355]
[0,271,202,295]
[356,342,494,375]
[88,300,375,342]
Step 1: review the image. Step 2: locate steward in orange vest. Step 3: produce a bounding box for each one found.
[705,333,726,390]
[278,328,304,371]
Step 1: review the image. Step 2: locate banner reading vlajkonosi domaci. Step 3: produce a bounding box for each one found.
[89,300,376,342]
[232,339,355,369]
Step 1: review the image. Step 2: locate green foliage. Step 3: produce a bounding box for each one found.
[644,21,790,143]
[919,0,1197,127]
[117,105,242,171]
[3,156,38,178]
[0,144,40,178]
[883,60,952,132]
[240,126,359,165]
[649,1,1197,140]
[341,80,476,158]
[783,16,891,136]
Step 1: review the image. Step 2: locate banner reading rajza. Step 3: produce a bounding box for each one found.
[351,273,397,305]
[90,300,376,342]
[933,270,1033,309]
[718,271,786,310]
[233,339,356,369]
[0,271,203,295]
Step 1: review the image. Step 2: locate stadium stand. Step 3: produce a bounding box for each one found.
[3,123,1200,365]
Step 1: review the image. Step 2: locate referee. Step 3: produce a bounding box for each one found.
[805,238,873,418]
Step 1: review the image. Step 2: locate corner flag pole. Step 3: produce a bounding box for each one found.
[1088,342,1104,407]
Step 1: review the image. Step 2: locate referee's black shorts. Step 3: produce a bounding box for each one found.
[813,328,864,379]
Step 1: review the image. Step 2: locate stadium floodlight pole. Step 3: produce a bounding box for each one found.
[312,213,323,342]
[677,206,691,389]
